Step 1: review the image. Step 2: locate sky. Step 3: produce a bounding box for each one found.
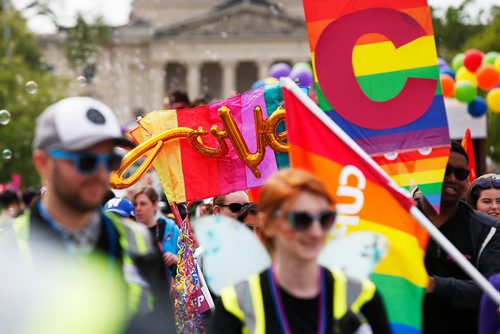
[11,0,500,34]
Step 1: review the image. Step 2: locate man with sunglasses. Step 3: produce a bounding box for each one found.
[8,97,175,333]
[213,191,251,219]
[415,141,500,334]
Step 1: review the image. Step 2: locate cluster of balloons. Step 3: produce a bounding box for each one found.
[439,49,500,117]
[251,62,314,90]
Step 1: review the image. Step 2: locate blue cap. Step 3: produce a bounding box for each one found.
[104,197,136,219]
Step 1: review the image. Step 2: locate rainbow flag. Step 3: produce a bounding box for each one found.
[283,78,429,334]
[302,0,450,212]
[129,84,288,203]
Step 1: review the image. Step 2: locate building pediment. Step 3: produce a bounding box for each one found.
[155,2,306,39]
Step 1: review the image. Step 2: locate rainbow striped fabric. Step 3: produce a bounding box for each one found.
[302,0,450,212]
[129,84,288,203]
[283,79,429,334]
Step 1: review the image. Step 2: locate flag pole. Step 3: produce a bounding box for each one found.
[281,77,500,305]
[410,207,500,304]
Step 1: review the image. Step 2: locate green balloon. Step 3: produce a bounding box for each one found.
[484,51,500,65]
[451,53,465,72]
[454,80,477,103]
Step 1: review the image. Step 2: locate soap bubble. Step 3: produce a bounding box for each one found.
[25,81,38,94]
[0,110,11,125]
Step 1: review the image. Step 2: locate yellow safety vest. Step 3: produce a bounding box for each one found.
[220,269,376,334]
[12,210,156,315]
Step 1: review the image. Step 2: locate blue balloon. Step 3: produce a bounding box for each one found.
[439,66,456,80]
[251,80,266,90]
[467,97,487,118]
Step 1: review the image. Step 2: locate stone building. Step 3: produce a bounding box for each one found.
[38,0,310,122]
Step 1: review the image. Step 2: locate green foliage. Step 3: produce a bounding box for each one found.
[0,8,66,187]
[64,14,110,79]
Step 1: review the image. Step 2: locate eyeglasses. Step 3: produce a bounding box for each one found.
[49,149,121,174]
[274,210,337,232]
[476,179,500,189]
[218,202,251,214]
[445,166,470,181]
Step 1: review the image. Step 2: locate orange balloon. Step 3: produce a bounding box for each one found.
[440,74,455,97]
[476,64,500,90]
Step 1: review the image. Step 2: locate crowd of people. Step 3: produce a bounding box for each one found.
[0,93,499,334]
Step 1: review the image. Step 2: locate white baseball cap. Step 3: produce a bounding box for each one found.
[33,97,134,152]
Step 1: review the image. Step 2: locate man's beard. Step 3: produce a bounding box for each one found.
[52,166,105,213]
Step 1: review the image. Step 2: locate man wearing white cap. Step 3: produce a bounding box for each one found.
[8,97,175,333]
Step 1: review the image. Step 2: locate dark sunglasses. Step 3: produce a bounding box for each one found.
[219,202,251,214]
[476,179,500,189]
[445,166,470,181]
[49,149,121,174]
[274,210,337,232]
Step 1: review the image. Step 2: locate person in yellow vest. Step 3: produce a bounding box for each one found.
[5,97,175,333]
[209,169,391,334]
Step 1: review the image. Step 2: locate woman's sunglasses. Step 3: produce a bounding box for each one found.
[49,149,122,174]
[274,210,337,232]
[219,202,251,214]
[475,179,500,189]
[445,166,470,181]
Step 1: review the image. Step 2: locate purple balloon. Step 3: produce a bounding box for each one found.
[438,57,448,69]
[269,63,291,79]
[291,69,313,87]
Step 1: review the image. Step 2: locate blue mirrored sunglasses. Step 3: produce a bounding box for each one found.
[49,149,121,174]
[476,179,500,189]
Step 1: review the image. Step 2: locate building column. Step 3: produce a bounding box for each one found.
[186,61,201,102]
[257,60,273,80]
[222,60,237,98]
[148,62,166,111]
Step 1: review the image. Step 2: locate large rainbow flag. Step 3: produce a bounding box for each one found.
[128,84,288,203]
[283,78,429,334]
[302,0,450,212]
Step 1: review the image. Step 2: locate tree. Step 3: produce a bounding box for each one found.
[0,5,67,187]
[64,14,110,83]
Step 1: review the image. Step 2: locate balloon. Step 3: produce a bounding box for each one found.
[290,69,313,87]
[456,67,478,86]
[291,62,313,74]
[467,97,487,118]
[251,80,266,90]
[454,80,477,103]
[268,62,291,79]
[263,77,279,85]
[476,64,500,90]
[495,56,500,73]
[251,77,277,90]
[440,74,455,97]
[486,88,500,113]
[483,51,500,65]
[451,53,465,72]
[438,57,448,69]
[439,66,456,80]
[463,49,484,72]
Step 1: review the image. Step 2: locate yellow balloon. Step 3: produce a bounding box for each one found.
[456,66,478,86]
[494,56,500,73]
[486,88,500,113]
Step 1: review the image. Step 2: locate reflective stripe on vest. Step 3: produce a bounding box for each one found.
[107,213,156,315]
[351,279,376,314]
[13,210,154,315]
[220,269,351,334]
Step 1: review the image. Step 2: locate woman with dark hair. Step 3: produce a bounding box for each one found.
[466,173,500,220]
[210,169,390,334]
[133,186,180,281]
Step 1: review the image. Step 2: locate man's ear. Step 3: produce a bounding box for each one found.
[213,205,221,215]
[33,149,50,178]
